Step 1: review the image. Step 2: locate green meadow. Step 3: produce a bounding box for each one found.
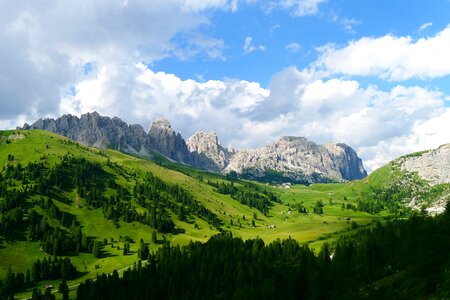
[0,130,386,299]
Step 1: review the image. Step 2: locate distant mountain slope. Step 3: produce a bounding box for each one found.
[352,144,450,215]
[21,112,182,161]
[400,144,450,186]
[186,131,234,172]
[21,112,367,183]
[224,136,367,183]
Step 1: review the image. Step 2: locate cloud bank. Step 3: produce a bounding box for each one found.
[316,25,450,80]
[1,1,450,173]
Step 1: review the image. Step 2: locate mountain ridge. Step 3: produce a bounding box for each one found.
[20,112,367,183]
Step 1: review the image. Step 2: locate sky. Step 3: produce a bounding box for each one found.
[1,0,450,172]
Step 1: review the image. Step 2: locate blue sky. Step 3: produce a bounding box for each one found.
[1,0,450,171]
[153,0,450,88]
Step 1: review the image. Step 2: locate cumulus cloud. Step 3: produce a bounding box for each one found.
[59,61,450,172]
[2,1,450,174]
[316,25,450,80]
[0,0,234,126]
[60,63,269,143]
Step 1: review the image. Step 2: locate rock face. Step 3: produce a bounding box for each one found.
[223,137,367,183]
[187,132,234,171]
[381,144,450,215]
[21,112,184,161]
[400,144,450,186]
[22,112,148,155]
[147,117,191,164]
[21,112,367,183]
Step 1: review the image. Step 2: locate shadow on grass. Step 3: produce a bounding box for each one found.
[39,189,73,205]
[76,271,90,278]
[99,251,118,259]
[174,227,186,234]
[59,211,77,228]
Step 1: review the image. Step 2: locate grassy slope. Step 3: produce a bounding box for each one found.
[0,130,383,298]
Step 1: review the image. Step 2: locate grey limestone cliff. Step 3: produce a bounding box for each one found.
[222,136,366,183]
[397,144,450,215]
[186,131,234,171]
[23,112,148,155]
[400,144,450,186]
[147,117,191,164]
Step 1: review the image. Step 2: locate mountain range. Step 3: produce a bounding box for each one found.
[20,111,367,183]
[3,119,450,299]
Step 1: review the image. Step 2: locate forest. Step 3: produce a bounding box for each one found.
[2,131,449,299]
[0,152,224,298]
[207,180,280,215]
[76,206,450,299]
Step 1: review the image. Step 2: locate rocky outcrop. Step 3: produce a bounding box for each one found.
[400,145,450,186]
[187,131,234,171]
[380,144,450,215]
[223,136,366,183]
[323,143,368,181]
[22,112,148,155]
[21,112,367,183]
[147,117,191,164]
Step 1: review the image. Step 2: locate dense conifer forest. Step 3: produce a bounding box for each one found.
[76,207,450,299]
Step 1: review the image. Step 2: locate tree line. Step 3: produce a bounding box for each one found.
[207,180,280,215]
[0,257,76,299]
[76,204,450,299]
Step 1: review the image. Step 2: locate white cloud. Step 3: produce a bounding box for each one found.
[182,0,240,12]
[9,50,449,173]
[172,35,226,61]
[316,25,450,80]
[285,42,301,52]
[419,22,433,31]
[2,1,450,175]
[58,61,449,173]
[0,0,233,125]
[243,36,266,54]
[60,63,269,141]
[243,66,448,171]
[358,106,450,172]
[272,0,326,17]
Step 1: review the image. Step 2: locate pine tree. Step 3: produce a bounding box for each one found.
[92,241,101,258]
[59,279,69,300]
[151,231,157,243]
[123,242,130,255]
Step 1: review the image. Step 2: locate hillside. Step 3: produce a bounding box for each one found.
[0,130,378,299]
[346,145,450,216]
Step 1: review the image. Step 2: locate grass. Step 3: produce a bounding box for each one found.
[0,130,387,299]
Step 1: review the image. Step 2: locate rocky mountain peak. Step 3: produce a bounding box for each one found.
[147,117,190,164]
[187,131,231,170]
[187,131,219,153]
[224,136,367,183]
[149,117,172,133]
[273,136,316,151]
